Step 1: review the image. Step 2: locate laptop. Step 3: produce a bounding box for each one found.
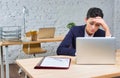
[76,37,116,65]
[37,27,55,39]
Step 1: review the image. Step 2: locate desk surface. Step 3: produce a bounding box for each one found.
[16,50,120,78]
[0,35,64,46]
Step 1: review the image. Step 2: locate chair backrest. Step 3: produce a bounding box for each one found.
[25,31,31,37]
[38,27,55,39]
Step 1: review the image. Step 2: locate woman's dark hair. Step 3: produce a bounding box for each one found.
[86,7,104,19]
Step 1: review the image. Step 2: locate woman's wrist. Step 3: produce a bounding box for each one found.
[105,29,111,37]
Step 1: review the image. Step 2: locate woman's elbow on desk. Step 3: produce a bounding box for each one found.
[56,47,76,56]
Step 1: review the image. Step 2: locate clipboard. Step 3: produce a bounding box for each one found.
[34,57,71,69]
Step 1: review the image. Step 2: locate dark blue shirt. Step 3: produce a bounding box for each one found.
[57,25,105,56]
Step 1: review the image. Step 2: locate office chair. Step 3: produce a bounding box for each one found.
[18,31,47,75]
[22,31,47,57]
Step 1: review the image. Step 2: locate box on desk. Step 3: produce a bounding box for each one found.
[0,26,21,42]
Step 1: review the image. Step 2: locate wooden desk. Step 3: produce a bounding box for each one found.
[0,36,64,46]
[16,50,120,78]
[0,36,64,78]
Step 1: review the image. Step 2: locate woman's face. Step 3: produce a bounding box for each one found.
[85,17,101,36]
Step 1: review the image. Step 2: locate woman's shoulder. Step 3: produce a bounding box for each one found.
[71,25,86,31]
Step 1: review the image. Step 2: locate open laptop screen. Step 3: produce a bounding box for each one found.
[37,27,55,39]
[76,37,116,65]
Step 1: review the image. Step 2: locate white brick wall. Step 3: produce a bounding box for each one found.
[0,0,119,63]
[114,0,120,48]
